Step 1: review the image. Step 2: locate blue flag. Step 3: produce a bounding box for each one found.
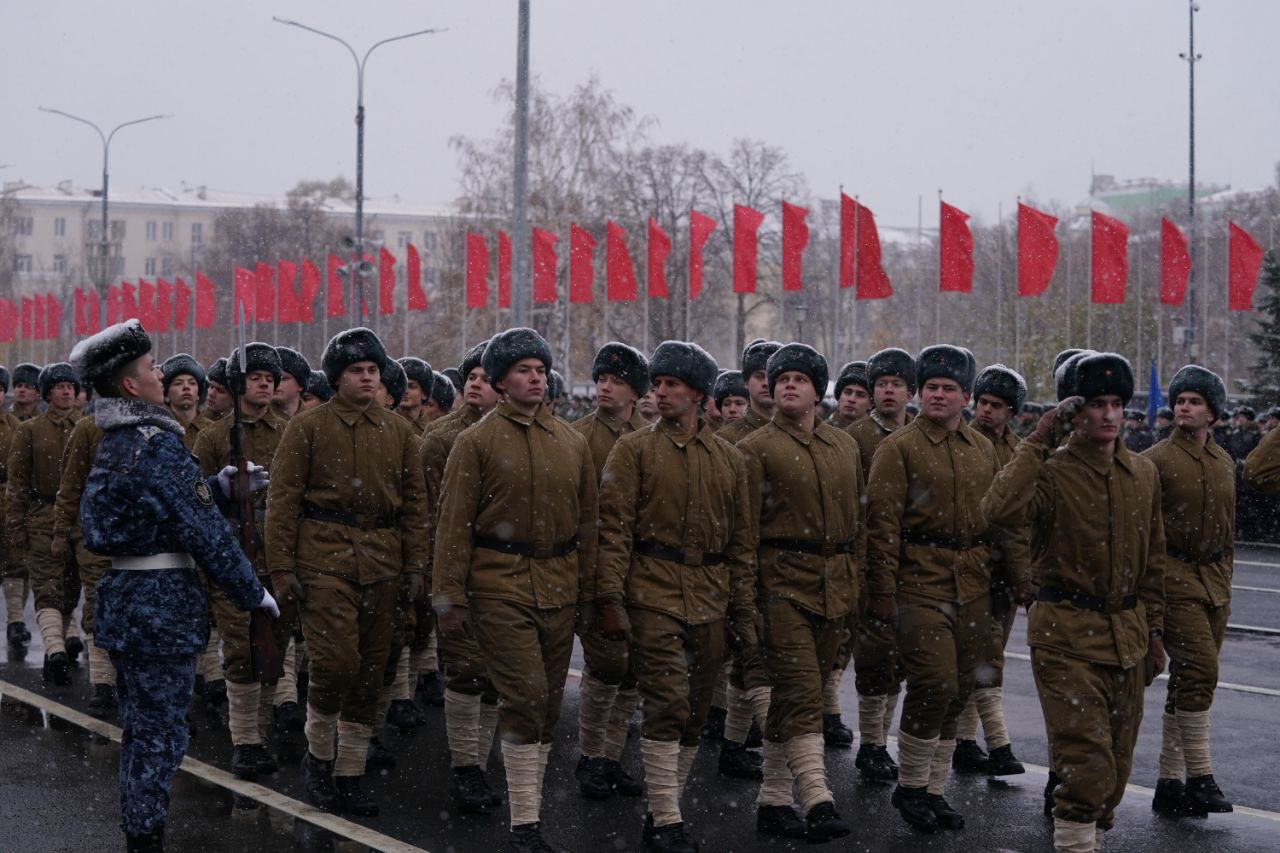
[1147,360,1164,425]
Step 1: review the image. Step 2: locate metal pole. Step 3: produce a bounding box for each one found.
[511,0,532,328]
[934,190,942,342]
[1015,196,1021,375]
[996,201,1004,364]
[1181,0,1201,364]
[1086,211,1093,350]
[916,195,923,352]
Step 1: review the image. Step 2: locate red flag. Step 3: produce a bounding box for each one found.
[121,282,138,321]
[174,278,192,330]
[74,289,89,336]
[569,225,596,304]
[606,221,639,302]
[155,279,173,332]
[1018,202,1059,296]
[1159,218,1190,306]
[195,272,216,329]
[498,232,512,309]
[86,289,102,334]
[276,260,300,322]
[233,267,255,322]
[406,244,428,311]
[74,289,99,336]
[689,210,716,300]
[326,255,345,318]
[137,278,156,330]
[106,286,122,326]
[466,233,490,309]
[647,218,671,298]
[378,248,396,315]
[732,204,764,294]
[839,195,893,299]
[1229,222,1264,311]
[298,260,321,321]
[532,228,559,304]
[939,201,974,293]
[44,293,62,340]
[255,262,275,321]
[0,300,17,344]
[781,201,808,292]
[1090,211,1128,304]
[21,297,33,339]
[33,295,46,339]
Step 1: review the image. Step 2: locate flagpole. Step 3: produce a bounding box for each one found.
[1014,197,1022,375]
[1136,214,1144,378]
[851,193,860,359]
[1086,212,1093,350]
[935,189,942,342]
[996,200,1004,364]
[1223,219,1230,394]
[915,194,923,353]
[1065,218,1073,345]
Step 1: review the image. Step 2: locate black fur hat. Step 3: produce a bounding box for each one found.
[867,347,917,396]
[1072,352,1134,406]
[381,358,407,408]
[430,370,456,411]
[160,354,208,403]
[916,345,976,394]
[1052,348,1086,376]
[207,357,229,389]
[1157,406,1174,420]
[713,370,749,407]
[1167,365,1226,419]
[650,340,718,397]
[483,328,553,389]
[974,364,1027,412]
[304,369,333,402]
[1237,405,1257,421]
[38,362,81,400]
[459,340,488,380]
[834,361,870,399]
[12,362,40,388]
[228,342,283,394]
[1055,350,1096,402]
[322,327,388,389]
[68,320,149,390]
[546,369,566,401]
[593,342,650,398]
[398,357,435,397]
[275,347,311,388]
[0,366,9,393]
[441,367,464,393]
[766,343,829,398]
[741,339,783,378]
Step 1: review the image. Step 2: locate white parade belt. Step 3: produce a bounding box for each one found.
[111,553,196,571]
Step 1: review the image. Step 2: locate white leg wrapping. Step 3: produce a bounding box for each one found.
[974,687,1011,750]
[927,738,956,795]
[577,673,618,759]
[784,732,833,813]
[1053,817,1097,853]
[1178,708,1213,778]
[641,738,682,827]
[444,688,481,767]
[755,739,794,807]
[226,679,263,746]
[502,741,543,827]
[896,730,938,789]
[857,693,888,746]
[1158,711,1185,779]
[304,705,339,761]
[334,720,371,777]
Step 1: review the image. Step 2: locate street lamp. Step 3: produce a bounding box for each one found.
[272,17,444,319]
[37,108,170,302]
[795,302,809,343]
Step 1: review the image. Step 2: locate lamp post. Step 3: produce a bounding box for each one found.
[1179,1,1202,364]
[37,108,170,302]
[795,301,809,343]
[273,17,443,320]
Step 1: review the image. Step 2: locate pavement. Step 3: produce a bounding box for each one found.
[4,543,1280,852]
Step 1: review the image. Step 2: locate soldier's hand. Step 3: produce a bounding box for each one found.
[258,587,281,619]
[402,573,423,604]
[435,603,469,640]
[50,535,68,561]
[1012,581,1036,608]
[574,600,597,636]
[597,596,629,641]
[272,572,305,606]
[728,608,761,657]
[1145,633,1168,685]
[866,593,895,630]
[1029,396,1084,446]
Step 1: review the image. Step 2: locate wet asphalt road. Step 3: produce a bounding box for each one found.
[3,544,1280,852]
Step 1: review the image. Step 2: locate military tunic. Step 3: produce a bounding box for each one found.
[0,411,22,584]
[974,425,1030,689]
[7,409,80,614]
[179,413,214,453]
[715,405,770,446]
[1243,426,1280,494]
[53,415,112,638]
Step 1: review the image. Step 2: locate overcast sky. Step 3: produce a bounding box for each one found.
[5,1,1275,228]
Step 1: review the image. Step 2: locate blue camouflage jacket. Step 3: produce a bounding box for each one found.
[82,397,264,655]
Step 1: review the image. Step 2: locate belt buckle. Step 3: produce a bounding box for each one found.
[1104,594,1122,615]
[534,543,554,560]
[683,546,703,567]
[820,541,837,559]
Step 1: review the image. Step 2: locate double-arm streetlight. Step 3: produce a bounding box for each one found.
[272,17,443,319]
[37,108,170,300]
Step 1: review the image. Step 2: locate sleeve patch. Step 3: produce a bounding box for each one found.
[193,479,214,506]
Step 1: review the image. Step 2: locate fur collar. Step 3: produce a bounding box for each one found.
[95,398,184,436]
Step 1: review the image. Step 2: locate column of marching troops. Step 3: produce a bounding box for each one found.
[5,315,1280,853]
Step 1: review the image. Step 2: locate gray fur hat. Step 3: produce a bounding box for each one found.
[304,369,333,402]
[68,320,148,390]
[741,339,783,378]
[38,362,80,400]
[160,354,208,403]
[916,345,977,394]
[1072,352,1134,406]
[1055,350,1096,402]
[459,340,488,379]
[483,328,553,389]
[228,342,283,393]
[867,347,917,396]
[650,340,718,397]
[546,369,566,401]
[592,342,650,398]
[275,347,311,388]
[322,327,388,389]
[766,343,829,397]
[398,357,435,397]
[429,370,456,411]
[441,367,464,393]
[1168,365,1226,418]
[207,357,229,389]
[834,360,870,399]
[11,362,40,388]
[381,358,407,408]
[974,364,1027,412]
[713,370,749,407]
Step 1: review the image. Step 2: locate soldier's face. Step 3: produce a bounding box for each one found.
[920,378,968,425]
[874,376,909,416]
[13,382,36,405]
[775,371,819,418]
[47,381,77,412]
[838,384,871,420]
[401,379,425,409]
[167,374,200,411]
[123,355,165,406]
[423,397,446,420]
[746,370,772,409]
[637,390,659,420]
[498,359,547,407]
[206,382,232,415]
[1174,392,1215,432]
[465,367,501,410]
[1074,395,1124,444]
[274,374,301,406]
[337,361,380,407]
[720,395,748,423]
[244,370,275,407]
[595,373,637,416]
[299,391,323,411]
[652,376,701,420]
[975,394,1011,432]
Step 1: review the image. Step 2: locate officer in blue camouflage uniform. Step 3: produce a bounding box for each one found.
[71,320,277,853]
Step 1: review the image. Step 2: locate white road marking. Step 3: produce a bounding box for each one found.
[0,679,429,853]
[1235,585,1280,594]
[1236,560,1280,569]
[1003,651,1280,697]
[1228,624,1280,636]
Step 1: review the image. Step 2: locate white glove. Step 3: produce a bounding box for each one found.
[217,462,270,498]
[259,587,280,619]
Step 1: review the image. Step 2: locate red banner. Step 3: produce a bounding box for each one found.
[298,260,321,321]
[940,201,974,293]
[121,282,138,322]
[782,201,808,292]
[569,225,596,304]
[0,300,16,343]
[276,260,300,322]
[21,297,33,339]
[174,278,191,330]
[255,262,275,322]
[195,272,216,329]
[1159,218,1190,306]
[732,204,765,294]
[45,293,62,340]
[1017,202,1059,297]
[498,232,512,309]
[466,233,489,309]
[326,255,345,318]
[606,221,639,302]
[647,217,670,298]
[137,279,156,330]
[234,266,255,324]
[839,195,893,299]
[406,244,428,311]
[1229,222,1264,311]
[155,279,173,332]
[74,288,101,336]
[688,210,716,301]
[532,228,559,304]
[378,248,396,315]
[1090,211,1128,304]
[33,295,47,339]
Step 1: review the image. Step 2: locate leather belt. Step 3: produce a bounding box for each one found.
[1167,545,1227,566]
[634,539,725,567]
[31,494,55,504]
[1039,585,1137,614]
[760,537,853,558]
[899,527,988,551]
[474,535,579,559]
[111,553,196,571]
[302,501,399,531]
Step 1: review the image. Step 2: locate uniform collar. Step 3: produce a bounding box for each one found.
[496,399,556,433]
[977,423,1016,449]
[45,407,77,426]
[1066,431,1135,475]
[916,414,976,446]
[870,409,906,434]
[771,410,839,447]
[1171,425,1226,461]
[329,394,383,427]
[237,404,284,429]
[656,414,716,449]
[591,405,644,435]
[743,407,771,431]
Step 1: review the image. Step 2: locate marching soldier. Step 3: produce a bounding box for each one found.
[272,347,310,420]
[301,369,332,410]
[846,346,915,783]
[7,362,82,684]
[829,360,871,429]
[160,355,213,451]
[396,357,435,435]
[424,369,455,420]
[0,366,28,650]
[1145,366,1235,817]
[204,358,233,422]
[11,363,41,420]
[739,343,861,843]
[952,364,1031,777]
[72,319,277,853]
[712,370,749,430]
[378,358,407,410]
[572,342,650,801]
[595,340,757,853]
[266,327,429,816]
[983,352,1166,853]
[636,388,659,422]
[432,328,598,853]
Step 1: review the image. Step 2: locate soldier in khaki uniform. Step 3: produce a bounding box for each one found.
[711,370,748,431]
[203,358,233,422]
[420,340,507,813]
[433,328,597,853]
[983,353,1166,853]
[194,344,298,777]
[7,363,82,684]
[1144,366,1236,817]
[266,327,429,816]
[161,355,213,451]
[0,366,29,649]
[845,347,915,783]
[1244,408,1280,492]
[596,340,758,853]
[423,369,455,421]
[271,347,310,421]
[572,342,651,801]
[828,360,871,430]
[10,363,42,421]
[739,344,861,844]
[952,364,1031,777]
[300,369,333,410]
[395,357,435,437]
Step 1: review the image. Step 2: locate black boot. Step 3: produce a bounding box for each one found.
[891,785,937,833]
[822,713,854,748]
[231,743,278,779]
[642,813,699,852]
[450,764,497,813]
[605,758,644,796]
[42,651,70,686]
[419,671,445,707]
[6,622,27,649]
[366,736,397,770]
[386,698,421,734]
[1044,770,1059,817]
[575,755,615,800]
[804,801,851,843]
[855,743,895,784]
[718,740,763,780]
[88,683,117,718]
[951,738,988,774]
[1152,778,1189,817]
[876,744,900,780]
[334,775,379,816]
[701,705,726,741]
[744,720,764,749]
[273,701,306,733]
[64,635,84,663]
[1186,775,1233,814]
[302,751,339,811]
[506,822,564,852]
[756,804,806,839]
[986,743,1025,776]
[125,827,165,852]
[202,678,227,711]
[928,794,965,829]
